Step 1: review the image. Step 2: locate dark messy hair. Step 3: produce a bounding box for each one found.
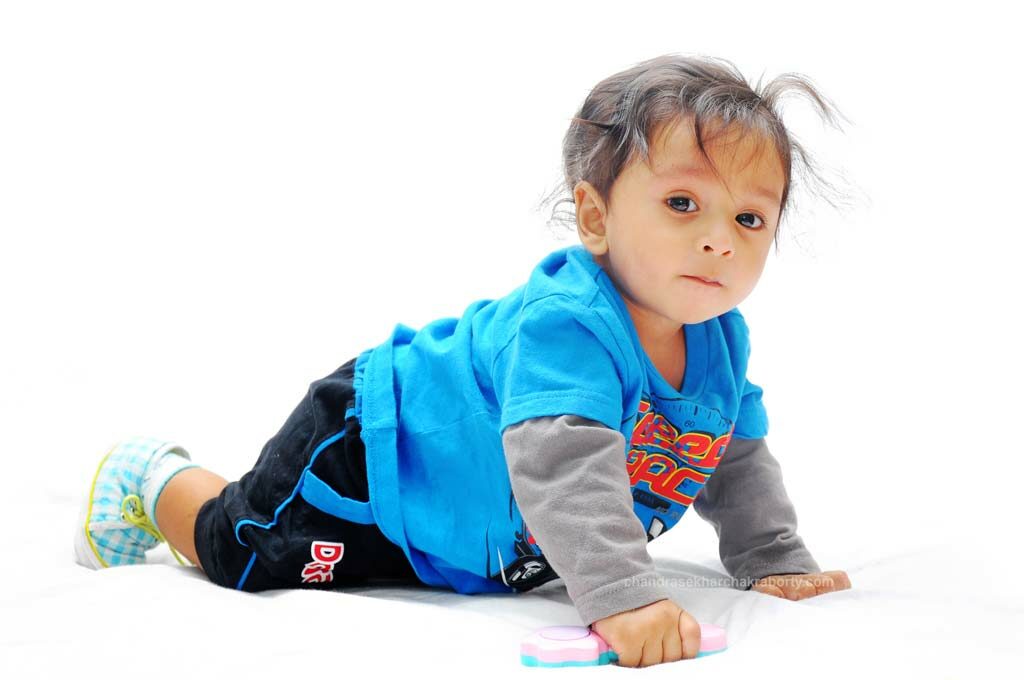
[538,53,853,253]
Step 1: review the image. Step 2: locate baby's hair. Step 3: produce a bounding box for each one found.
[539,53,854,253]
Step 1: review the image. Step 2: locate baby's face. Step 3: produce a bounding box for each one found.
[578,116,785,341]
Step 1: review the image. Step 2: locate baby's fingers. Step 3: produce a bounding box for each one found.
[752,575,815,600]
[780,577,817,600]
[753,571,853,600]
[800,571,852,596]
[820,570,852,592]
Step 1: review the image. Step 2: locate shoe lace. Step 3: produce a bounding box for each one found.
[121,494,191,567]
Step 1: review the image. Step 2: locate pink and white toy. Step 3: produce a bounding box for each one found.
[520,622,727,667]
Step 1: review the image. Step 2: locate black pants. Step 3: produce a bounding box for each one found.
[193,357,420,591]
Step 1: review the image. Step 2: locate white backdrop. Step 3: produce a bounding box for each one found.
[2,1,1022,677]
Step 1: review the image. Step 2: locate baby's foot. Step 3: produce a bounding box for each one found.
[73,436,196,569]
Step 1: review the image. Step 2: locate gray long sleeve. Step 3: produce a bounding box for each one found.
[502,414,672,627]
[692,436,821,588]
[503,416,822,625]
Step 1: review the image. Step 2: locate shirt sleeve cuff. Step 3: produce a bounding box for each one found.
[572,571,673,627]
[736,549,822,590]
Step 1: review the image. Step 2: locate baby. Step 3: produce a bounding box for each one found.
[74,53,851,668]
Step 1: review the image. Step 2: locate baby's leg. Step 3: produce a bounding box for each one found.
[155,468,228,573]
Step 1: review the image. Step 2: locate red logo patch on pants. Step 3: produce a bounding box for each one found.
[301,540,345,584]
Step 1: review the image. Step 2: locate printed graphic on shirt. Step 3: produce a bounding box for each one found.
[300,540,345,584]
[628,397,732,540]
[487,393,735,589]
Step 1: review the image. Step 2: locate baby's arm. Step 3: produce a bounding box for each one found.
[691,436,821,588]
[502,414,672,627]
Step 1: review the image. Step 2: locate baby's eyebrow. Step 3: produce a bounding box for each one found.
[656,164,781,204]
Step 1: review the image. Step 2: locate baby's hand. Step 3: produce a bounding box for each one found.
[590,598,701,668]
[751,570,852,600]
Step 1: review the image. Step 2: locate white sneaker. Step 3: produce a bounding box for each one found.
[74,436,197,569]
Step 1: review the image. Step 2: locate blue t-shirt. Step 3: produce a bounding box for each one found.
[350,244,769,593]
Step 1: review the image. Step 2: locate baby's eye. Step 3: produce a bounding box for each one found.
[667,197,697,213]
[736,213,764,229]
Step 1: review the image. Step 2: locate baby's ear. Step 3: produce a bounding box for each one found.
[573,181,608,256]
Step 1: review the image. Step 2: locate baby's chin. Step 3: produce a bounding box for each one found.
[684,289,756,323]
